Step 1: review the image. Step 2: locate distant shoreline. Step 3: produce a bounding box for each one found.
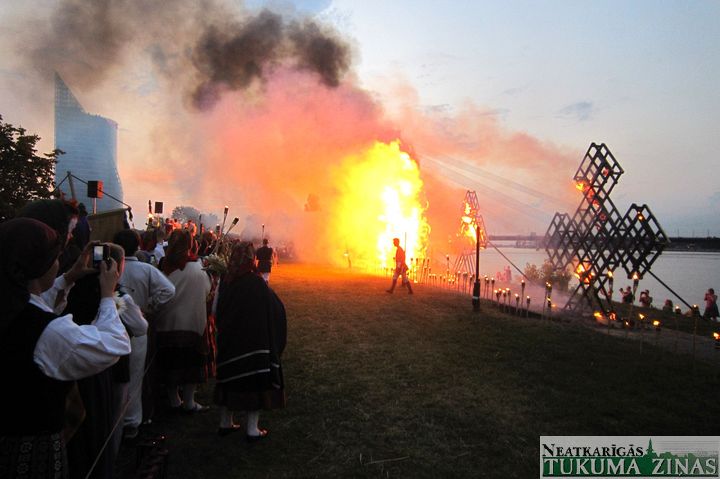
[489,236,720,253]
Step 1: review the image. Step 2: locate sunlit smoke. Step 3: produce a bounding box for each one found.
[3,1,581,265]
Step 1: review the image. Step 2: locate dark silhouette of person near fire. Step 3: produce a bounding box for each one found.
[255,238,277,284]
[386,238,413,295]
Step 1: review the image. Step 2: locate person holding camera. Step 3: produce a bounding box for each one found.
[0,218,131,478]
[63,242,147,478]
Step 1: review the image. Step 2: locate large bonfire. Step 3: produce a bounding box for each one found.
[329,140,430,270]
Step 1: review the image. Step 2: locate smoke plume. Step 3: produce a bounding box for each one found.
[190,10,351,109]
[5,0,578,264]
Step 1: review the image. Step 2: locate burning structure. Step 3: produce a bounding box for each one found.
[453,190,487,274]
[544,143,669,318]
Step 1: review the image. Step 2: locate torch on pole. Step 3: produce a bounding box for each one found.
[472,224,481,312]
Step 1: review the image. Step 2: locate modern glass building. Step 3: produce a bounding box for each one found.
[54,74,123,212]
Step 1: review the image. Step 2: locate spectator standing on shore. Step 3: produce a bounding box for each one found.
[136,229,158,264]
[639,290,653,308]
[198,230,217,257]
[154,227,168,262]
[213,242,286,440]
[662,299,674,312]
[0,218,130,478]
[19,198,80,273]
[621,287,634,304]
[64,244,147,476]
[156,230,212,413]
[704,288,719,322]
[113,229,176,439]
[255,238,277,283]
[17,199,96,316]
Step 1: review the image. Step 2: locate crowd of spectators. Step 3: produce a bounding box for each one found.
[0,199,287,479]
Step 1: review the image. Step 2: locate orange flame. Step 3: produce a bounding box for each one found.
[460,201,482,243]
[330,140,429,269]
[574,262,594,283]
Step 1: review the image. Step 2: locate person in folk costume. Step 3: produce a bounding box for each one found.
[155,230,213,413]
[0,218,130,479]
[112,229,176,439]
[62,244,147,479]
[386,237,414,294]
[213,242,287,440]
[197,230,217,258]
[18,199,80,275]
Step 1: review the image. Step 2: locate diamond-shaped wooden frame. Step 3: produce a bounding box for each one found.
[544,143,669,315]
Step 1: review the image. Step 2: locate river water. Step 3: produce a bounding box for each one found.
[475,247,719,310]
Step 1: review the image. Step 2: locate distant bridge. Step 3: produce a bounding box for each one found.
[488,235,720,251]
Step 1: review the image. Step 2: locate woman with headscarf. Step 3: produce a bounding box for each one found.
[0,218,130,478]
[213,242,287,440]
[154,229,212,412]
[18,199,91,315]
[18,199,80,273]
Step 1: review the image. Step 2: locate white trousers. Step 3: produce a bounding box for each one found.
[123,335,148,428]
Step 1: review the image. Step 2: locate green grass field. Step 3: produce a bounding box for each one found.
[121,264,720,478]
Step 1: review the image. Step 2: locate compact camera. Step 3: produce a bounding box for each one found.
[92,244,111,269]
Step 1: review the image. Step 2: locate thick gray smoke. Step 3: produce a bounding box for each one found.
[24,0,351,109]
[289,20,351,88]
[191,10,350,109]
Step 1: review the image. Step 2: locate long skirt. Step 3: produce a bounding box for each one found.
[156,327,214,385]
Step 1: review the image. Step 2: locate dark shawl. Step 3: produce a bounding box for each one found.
[215,271,286,402]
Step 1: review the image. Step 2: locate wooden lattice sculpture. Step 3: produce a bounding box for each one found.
[545,143,669,315]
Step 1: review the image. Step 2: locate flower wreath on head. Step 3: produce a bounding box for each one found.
[203,253,228,276]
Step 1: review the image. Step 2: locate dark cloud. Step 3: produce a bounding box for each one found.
[288,20,350,88]
[190,11,285,108]
[190,10,351,109]
[22,1,352,110]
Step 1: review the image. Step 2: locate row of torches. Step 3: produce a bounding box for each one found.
[581,267,720,350]
[392,259,720,349]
